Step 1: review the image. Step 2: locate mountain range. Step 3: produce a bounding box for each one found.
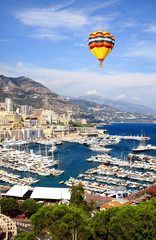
[69,94,155,114]
[0,75,78,113]
[0,75,155,123]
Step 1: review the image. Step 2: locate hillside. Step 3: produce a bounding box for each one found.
[70,99,156,123]
[0,75,79,113]
[77,94,156,114]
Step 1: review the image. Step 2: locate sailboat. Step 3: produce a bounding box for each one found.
[50,153,64,176]
[132,131,156,152]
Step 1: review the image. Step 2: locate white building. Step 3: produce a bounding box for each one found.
[5,98,13,111]
[19,105,33,115]
[41,110,59,124]
[21,128,44,140]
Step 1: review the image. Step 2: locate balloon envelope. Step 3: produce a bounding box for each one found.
[88,31,115,67]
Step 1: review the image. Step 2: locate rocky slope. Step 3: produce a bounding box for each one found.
[0,75,78,113]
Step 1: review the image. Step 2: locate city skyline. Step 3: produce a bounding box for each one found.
[0,0,156,110]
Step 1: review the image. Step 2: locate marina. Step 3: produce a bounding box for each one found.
[0,123,155,197]
[0,144,64,182]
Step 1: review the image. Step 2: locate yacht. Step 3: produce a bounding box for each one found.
[50,168,64,176]
[89,144,111,153]
[132,144,156,152]
[49,144,58,153]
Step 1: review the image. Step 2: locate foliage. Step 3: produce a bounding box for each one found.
[70,183,85,207]
[92,206,120,240]
[108,205,139,240]
[134,199,156,239]
[70,183,95,216]
[31,204,92,239]
[1,194,155,240]
[14,231,37,240]
[68,120,95,128]
[19,199,42,217]
[92,199,156,240]
[68,120,83,127]
[31,205,50,234]
[0,197,19,217]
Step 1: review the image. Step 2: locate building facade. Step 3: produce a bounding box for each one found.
[5,98,13,111]
[0,111,22,126]
[19,105,33,115]
[41,110,59,125]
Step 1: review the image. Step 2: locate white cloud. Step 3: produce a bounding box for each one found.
[75,43,86,47]
[31,29,69,41]
[17,62,23,68]
[85,0,119,13]
[123,40,156,61]
[86,90,97,95]
[0,62,156,108]
[115,94,127,100]
[50,78,74,86]
[131,96,140,102]
[16,7,87,30]
[144,24,156,33]
[118,18,137,30]
[14,1,117,40]
[1,62,156,90]
[0,39,11,42]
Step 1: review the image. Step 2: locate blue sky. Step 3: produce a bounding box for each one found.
[0,0,156,110]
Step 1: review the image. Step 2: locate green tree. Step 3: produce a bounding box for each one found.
[109,205,138,240]
[92,206,120,240]
[70,183,85,207]
[92,200,156,240]
[19,199,42,217]
[0,197,19,217]
[14,231,37,240]
[134,199,156,239]
[49,205,93,240]
[68,120,76,127]
[31,205,54,234]
[31,204,93,240]
[70,183,95,216]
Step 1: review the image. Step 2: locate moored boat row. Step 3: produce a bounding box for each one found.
[0,146,65,183]
[0,169,39,185]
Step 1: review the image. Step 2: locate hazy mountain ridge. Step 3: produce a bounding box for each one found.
[76,94,155,114]
[70,98,156,123]
[0,75,79,113]
[70,99,118,113]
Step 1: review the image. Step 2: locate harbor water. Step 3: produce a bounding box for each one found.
[0,123,156,190]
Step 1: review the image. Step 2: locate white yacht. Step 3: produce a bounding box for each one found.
[89,144,111,153]
[132,144,156,152]
[49,144,58,153]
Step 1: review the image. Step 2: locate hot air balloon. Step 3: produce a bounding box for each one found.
[88,31,115,67]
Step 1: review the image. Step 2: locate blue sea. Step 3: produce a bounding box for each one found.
[1,123,156,188]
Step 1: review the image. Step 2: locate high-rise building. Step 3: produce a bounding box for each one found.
[19,105,32,115]
[5,98,13,111]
